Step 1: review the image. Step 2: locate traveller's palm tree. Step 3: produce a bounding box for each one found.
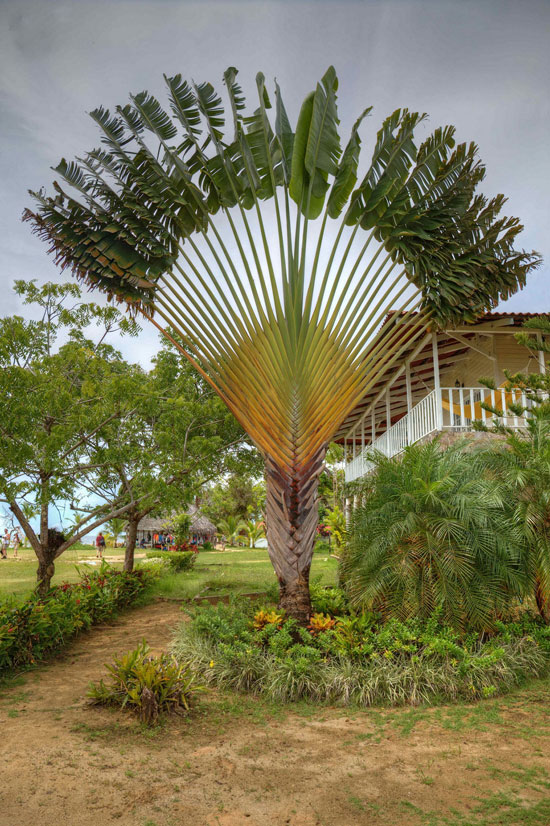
[25,67,538,621]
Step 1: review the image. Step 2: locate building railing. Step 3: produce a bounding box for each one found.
[344,386,531,483]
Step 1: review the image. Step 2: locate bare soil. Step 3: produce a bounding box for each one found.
[1,600,550,826]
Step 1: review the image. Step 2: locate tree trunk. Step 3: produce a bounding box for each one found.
[36,552,56,597]
[535,578,550,624]
[124,516,139,573]
[264,449,326,625]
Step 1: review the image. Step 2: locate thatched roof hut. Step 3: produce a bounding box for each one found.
[136,505,216,546]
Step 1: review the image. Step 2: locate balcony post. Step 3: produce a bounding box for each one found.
[432,332,443,430]
[405,360,412,444]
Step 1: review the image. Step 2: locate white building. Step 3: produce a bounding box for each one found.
[337,312,548,485]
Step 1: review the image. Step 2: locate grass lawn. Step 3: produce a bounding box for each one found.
[0,544,338,602]
[0,543,112,601]
[150,546,338,601]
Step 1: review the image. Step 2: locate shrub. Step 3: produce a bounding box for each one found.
[0,565,156,674]
[343,440,526,631]
[172,601,550,706]
[145,550,196,572]
[88,641,203,724]
[309,582,349,616]
[201,541,214,551]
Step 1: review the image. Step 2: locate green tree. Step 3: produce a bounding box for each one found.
[25,68,538,620]
[203,473,265,525]
[324,505,346,552]
[218,515,246,547]
[0,281,148,593]
[475,318,550,621]
[107,517,126,548]
[84,331,255,571]
[242,519,266,548]
[342,441,526,631]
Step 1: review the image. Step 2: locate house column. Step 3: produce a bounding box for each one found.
[432,331,443,430]
[538,333,546,374]
[405,360,412,444]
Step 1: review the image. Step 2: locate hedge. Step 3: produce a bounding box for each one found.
[0,565,156,674]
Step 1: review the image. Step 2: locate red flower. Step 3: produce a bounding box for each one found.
[76,599,80,605]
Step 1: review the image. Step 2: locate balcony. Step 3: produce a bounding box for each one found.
[344,386,531,483]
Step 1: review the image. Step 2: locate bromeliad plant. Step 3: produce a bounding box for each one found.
[25,66,539,622]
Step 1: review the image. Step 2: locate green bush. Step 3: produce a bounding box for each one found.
[309,582,349,616]
[88,641,203,724]
[201,541,214,551]
[343,440,526,631]
[145,550,196,572]
[172,601,550,706]
[0,565,157,674]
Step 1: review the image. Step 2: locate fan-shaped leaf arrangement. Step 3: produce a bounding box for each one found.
[24,67,539,621]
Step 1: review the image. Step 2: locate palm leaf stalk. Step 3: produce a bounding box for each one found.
[24,66,539,622]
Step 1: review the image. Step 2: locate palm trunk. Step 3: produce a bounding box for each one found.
[535,578,550,624]
[264,449,326,625]
[124,516,139,573]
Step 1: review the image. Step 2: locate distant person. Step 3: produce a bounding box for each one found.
[1,529,9,559]
[12,529,21,558]
[95,532,106,559]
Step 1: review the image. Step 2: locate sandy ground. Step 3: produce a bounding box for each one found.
[1,600,550,826]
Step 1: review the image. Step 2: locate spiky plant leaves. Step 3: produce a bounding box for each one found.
[24,67,539,621]
[343,441,527,631]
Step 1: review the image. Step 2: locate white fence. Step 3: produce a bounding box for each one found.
[345,386,531,483]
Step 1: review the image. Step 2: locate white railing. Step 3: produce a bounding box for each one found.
[345,386,531,483]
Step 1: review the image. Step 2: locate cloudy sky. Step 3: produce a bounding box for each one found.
[1,0,549,365]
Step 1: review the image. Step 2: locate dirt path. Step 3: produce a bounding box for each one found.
[1,600,550,826]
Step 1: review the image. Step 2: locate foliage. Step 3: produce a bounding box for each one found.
[203,475,265,525]
[342,440,526,631]
[88,641,203,724]
[0,280,143,590]
[171,512,192,544]
[309,582,350,616]
[307,613,336,634]
[217,515,246,545]
[253,609,284,630]
[173,601,550,706]
[106,518,126,547]
[145,550,196,572]
[323,506,347,551]
[0,565,156,673]
[474,323,550,622]
[242,520,266,548]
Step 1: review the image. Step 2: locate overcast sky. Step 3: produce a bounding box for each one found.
[1,0,549,366]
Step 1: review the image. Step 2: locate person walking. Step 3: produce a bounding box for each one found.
[1,529,10,559]
[12,529,21,558]
[96,531,105,559]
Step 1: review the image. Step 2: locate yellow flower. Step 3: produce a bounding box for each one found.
[209,660,215,668]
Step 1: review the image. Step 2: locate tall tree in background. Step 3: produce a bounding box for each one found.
[25,67,539,620]
[83,332,255,572]
[0,281,144,592]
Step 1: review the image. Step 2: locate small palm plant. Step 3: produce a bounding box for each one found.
[480,408,550,622]
[343,440,526,631]
[218,515,246,547]
[107,517,126,548]
[243,519,266,548]
[25,66,538,621]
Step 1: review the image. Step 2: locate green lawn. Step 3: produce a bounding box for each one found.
[149,546,338,600]
[0,544,120,601]
[0,544,338,602]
